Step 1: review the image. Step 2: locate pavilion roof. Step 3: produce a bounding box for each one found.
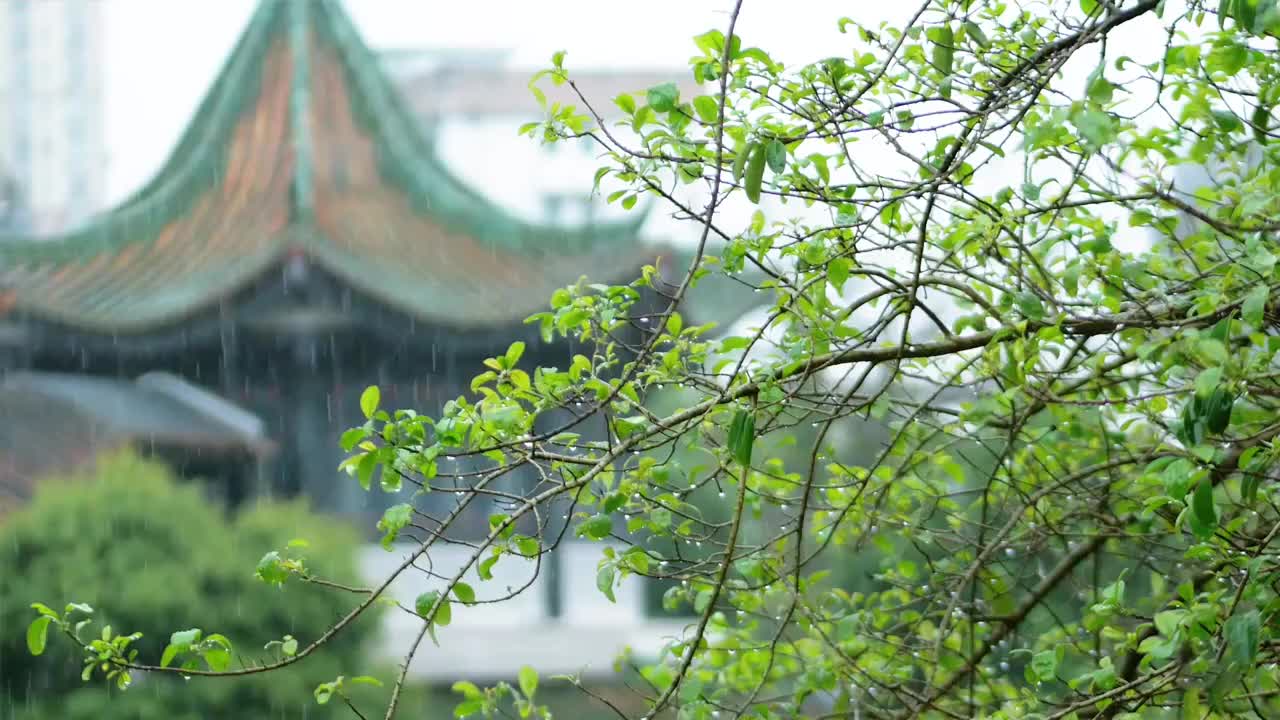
[0,0,657,334]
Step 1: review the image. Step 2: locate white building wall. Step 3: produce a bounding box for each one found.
[360,542,688,680]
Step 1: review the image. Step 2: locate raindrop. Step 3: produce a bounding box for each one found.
[999,661,1010,672]
[1004,547,1015,557]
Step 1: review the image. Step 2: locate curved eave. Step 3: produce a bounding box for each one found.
[311,0,647,255]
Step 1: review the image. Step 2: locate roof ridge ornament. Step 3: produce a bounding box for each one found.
[288,0,314,223]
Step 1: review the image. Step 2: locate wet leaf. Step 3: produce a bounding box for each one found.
[728,409,756,467]
[360,385,380,419]
[27,616,50,656]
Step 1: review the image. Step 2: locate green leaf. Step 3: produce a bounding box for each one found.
[829,257,851,291]
[765,140,786,174]
[519,665,539,699]
[666,312,683,335]
[1182,688,1203,720]
[453,681,482,699]
[1254,103,1272,145]
[30,602,59,619]
[478,554,499,580]
[257,551,289,586]
[170,628,202,647]
[1190,478,1217,540]
[577,514,613,540]
[1195,367,1223,398]
[744,143,767,204]
[1225,610,1260,666]
[1029,649,1058,681]
[505,341,525,368]
[282,636,298,656]
[932,24,955,82]
[161,643,181,668]
[733,142,754,184]
[728,409,756,467]
[1243,285,1269,327]
[515,535,540,556]
[1154,610,1184,637]
[1016,292,1046,320]
[692,95,719,123]
[340,428,367,452]
[1063,261,1081,297]
[356,452,378,491]
[415,591,440,618]
[1072,109,1118,148]
[27,616,50,656]
[360,386,380,419]
[377,503,414,549]
[453,582,476,605]
[963,20,989,48]
[597,564,617,603]
[1086,64,1115,104]
[1196,338,1229,365]
[647,82,679,112]
[204,648,231,672]
[1205,388,1233,434]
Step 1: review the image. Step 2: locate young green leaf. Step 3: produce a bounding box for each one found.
[932,24,955,95]
[1225,610,1260,666]
[744,144,767,204]
[360,385,380,419]
[27,616,51,656]
[734,141,755,185]
[452,581,476,605]
[765,139,786,174]
[647,82,679,112]
[693,95,720,123]
[577,513,613,540]
[1190,479,1217,540]
[518,665,539,699]
[1243,285,1268,326]
[728,409,756,467]
[597,564,617,603]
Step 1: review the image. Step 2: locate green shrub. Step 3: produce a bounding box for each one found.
[0,450,378,719]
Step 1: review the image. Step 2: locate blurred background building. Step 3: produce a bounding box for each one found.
[0,0,106,235]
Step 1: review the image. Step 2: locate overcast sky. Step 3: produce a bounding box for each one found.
[99,0,888,205]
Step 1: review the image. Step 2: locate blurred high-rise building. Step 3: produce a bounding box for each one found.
[0,0,105,235]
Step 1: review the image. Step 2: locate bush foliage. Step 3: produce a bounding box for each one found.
[1,450,372,719]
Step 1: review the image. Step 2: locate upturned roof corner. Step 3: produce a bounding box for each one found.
[0,0,660,333]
